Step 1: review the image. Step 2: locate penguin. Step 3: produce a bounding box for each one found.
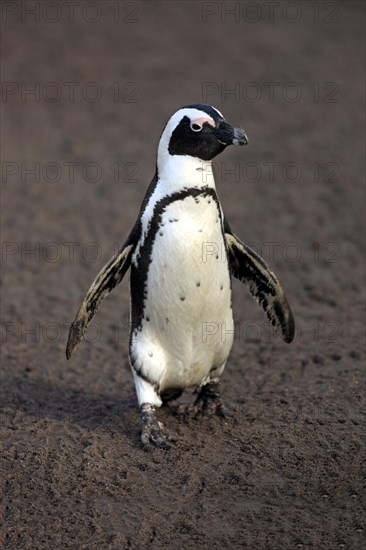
[66,104,295,448]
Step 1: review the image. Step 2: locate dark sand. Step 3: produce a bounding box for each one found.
[1,1,365,548]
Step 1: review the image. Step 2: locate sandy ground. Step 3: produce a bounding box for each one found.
[1,1,365,548]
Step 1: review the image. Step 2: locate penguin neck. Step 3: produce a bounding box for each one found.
[157,153,216,193]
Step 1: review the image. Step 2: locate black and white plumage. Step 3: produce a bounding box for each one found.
[66,104,295,448]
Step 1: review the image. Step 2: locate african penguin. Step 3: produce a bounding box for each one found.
[66,104,295,448]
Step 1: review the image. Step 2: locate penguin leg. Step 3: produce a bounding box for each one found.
[140,403,176,449]
[178,377,226,419]
[132,370,176,449]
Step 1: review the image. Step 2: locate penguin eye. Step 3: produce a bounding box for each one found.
[190,122,203,132]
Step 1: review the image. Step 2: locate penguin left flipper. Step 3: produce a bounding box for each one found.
[224,225,295,343]
[66,237,136,360]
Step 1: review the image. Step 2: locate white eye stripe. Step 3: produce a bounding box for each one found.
[190,114,215,131]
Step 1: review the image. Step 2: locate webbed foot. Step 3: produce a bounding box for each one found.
[178,378,226,418]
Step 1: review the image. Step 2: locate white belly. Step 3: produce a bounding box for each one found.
[130,195,234,391]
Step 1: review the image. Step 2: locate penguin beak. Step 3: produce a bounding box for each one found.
[215,121,248,146]
[232,127,249,146]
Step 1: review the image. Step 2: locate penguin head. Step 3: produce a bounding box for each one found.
[157,104,248,164]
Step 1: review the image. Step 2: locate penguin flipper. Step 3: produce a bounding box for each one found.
[66,240,135,359]
[225,229,295,343]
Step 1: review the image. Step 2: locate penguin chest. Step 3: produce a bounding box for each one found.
[131,194,233,389]
[147,195,230,316]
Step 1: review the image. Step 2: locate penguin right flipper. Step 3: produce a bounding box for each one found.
[224,224,295,343]
[66,231,137,360]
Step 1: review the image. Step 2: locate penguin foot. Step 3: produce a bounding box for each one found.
[178,378,227,419]
[140,403,176,449]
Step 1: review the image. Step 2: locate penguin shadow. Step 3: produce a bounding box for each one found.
[1,370,144,447]
[1,371,231,450]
